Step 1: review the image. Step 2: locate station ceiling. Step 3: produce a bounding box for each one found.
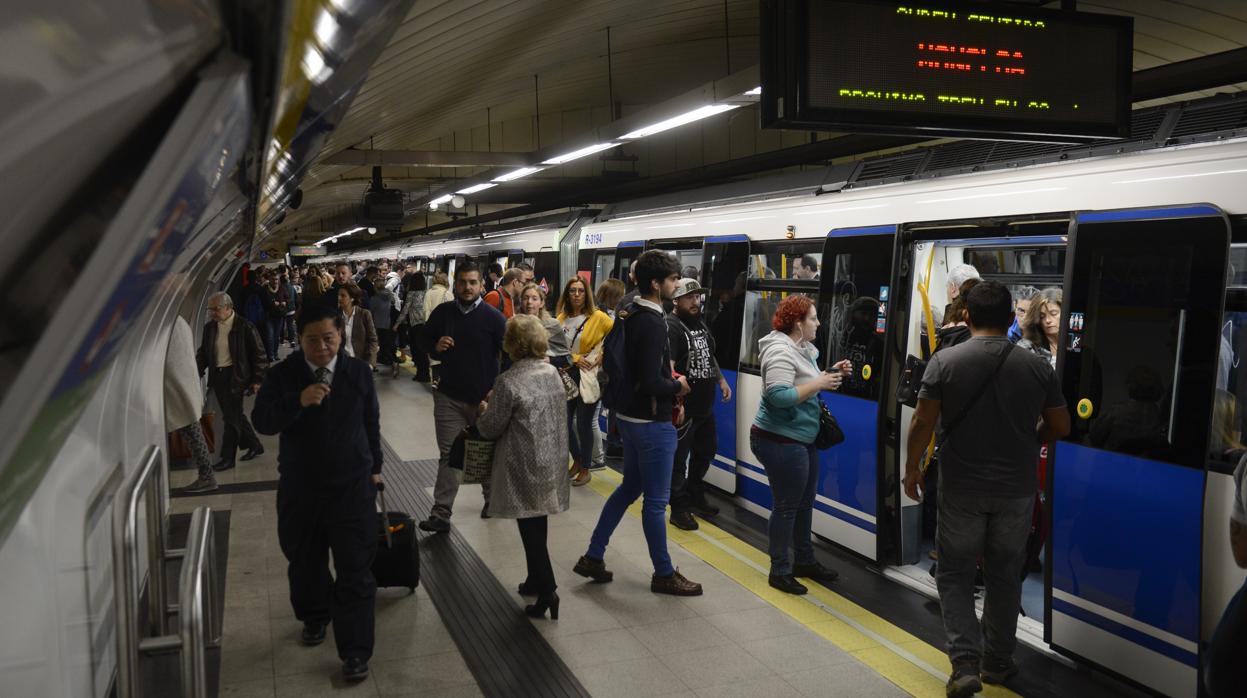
[268,0,1247,250]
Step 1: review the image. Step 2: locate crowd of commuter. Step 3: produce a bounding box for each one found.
[160,251,1247,696]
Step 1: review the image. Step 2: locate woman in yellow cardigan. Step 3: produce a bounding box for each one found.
[556,276,614,486]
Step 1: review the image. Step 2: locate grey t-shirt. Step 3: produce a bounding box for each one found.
[919,335,1066,498]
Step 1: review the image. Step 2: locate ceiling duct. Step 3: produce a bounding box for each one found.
[362,166,404,224]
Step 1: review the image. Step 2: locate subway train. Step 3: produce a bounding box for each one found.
[328,98,1247,697]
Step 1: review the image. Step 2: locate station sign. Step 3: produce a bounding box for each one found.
[289,244,327,256]
[761,0,1133,141]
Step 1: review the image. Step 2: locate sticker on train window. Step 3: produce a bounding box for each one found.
[879,286,889,302]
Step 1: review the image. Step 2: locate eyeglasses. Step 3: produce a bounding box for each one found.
[567,288,585,295]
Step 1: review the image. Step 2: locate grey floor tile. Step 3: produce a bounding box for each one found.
[702,606,808,643]
[219,646,274,684]
[370,617,456,661]
[742,633,858,675]
[381,683,485,698]
[693,676,803,698]
[271,637,342,678]
[370,651,477,695]
[272,669,380,697]
[575,656,689,698]
[545,626,653,669]
[784,664,909,698]
[659,643,774,689]
[219,677,276,697]
[628,616,735,656]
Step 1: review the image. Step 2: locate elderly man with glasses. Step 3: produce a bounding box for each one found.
[195,292,268,479]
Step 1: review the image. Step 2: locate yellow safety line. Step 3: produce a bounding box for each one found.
[584,467,1020,698]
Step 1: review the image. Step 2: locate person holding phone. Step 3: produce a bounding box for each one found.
[751,294,850,595]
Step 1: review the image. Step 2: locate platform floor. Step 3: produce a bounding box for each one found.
[170,354,1126,698]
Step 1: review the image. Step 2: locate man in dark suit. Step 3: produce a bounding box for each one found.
[251,303,383,682]
[196,292,266,470]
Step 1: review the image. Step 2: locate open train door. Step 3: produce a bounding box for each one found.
[819,225,897,560]
[1049,204,1230,697]
[698,236,749,495]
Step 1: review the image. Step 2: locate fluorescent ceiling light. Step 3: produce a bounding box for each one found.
[314,11,338,47]
[621,104,740,140]
[542,142,618,165]
[302,45,331,85]
[430,194,453,206]
[493,166,543,182]
[744,86,762,96]
[456,183,497,195]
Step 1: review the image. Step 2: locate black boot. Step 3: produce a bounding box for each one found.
[525,592,560,620]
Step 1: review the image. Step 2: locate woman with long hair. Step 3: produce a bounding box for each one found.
[555,276,613,486]
[1017,288,1062,369]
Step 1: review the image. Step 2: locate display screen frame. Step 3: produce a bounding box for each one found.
[761,0,1134,142]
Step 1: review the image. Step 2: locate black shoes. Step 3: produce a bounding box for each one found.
[517,581,537,596]
[691,500,720,518]
[792,561,840,582]
[573,555,614,583]
[211,459,235,472]
[239,446,264,461]
[418,516,449,533]
[981,655,1018,685]
[301,621,327,646]
[670,511,698,531]
[480,503,491,519]
[769,574,808,595]
[946,659,982,698]
[651,569,703,596]
[342,657,369,681]
[525,592,560,620]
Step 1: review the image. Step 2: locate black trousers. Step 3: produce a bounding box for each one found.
[277,481,378,660]
[517,516,555,594]
[376,328,396,366]
[407,324,431,378]
[209,368,260,462]
[671,414,716,513]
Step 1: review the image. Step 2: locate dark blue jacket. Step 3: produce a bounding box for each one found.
[251,350,382,491]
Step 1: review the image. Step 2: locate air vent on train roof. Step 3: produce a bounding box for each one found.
[923,141,998,172]
[853,151,928,184]
[1169,99,1247,139]
[984,141,1065,164]
[1128,108,1167,142]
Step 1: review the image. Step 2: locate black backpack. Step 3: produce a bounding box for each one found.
[600,303,634,411]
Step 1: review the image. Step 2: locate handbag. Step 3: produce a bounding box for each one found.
[558,367,581,401]
[579,344,604,404]
[447,425,495,485]
[814,399,846,450]
[895,354,928,408]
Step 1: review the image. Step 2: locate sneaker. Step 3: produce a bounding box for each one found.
[792,561,839,582]
[768,574,808,595]
[418,516,449,533]
[981,656,1018,685]
[691,499,720,518]
[182,477,219,494]
[651,569,702,596]
[572,555,613,583]
[670,511,698,531]
[946,659,982,698]
[587,461,607,471]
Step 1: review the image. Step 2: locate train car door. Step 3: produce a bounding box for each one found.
[819,226,896,561]
[1050,204,1230,697]
[614,241,644,291]
[698,236,749,495]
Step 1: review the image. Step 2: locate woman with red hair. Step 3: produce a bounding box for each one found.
[752,294,851,595]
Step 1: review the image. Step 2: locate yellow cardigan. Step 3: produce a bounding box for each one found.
[556,309,614,363]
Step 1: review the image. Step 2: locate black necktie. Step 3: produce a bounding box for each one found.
[314,367,330,385]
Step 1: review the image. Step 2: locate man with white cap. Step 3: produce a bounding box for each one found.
[666,277,732,530]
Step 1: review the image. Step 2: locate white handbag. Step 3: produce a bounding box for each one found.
[579,345,603,403]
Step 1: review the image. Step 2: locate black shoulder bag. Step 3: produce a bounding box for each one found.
[935,343,1014,456]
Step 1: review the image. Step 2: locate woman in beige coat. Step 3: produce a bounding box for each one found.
[166,316,217,493]
[476,315,569,620]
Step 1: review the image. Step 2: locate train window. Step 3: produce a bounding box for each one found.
[702,242,749,370]
[671,248,702,278]
[1229,245,1247,287]
[593,252,616,289]
[824,237,893,400]
[739,241,823,372]
[964,246,1065,277]
[748,247,823,281]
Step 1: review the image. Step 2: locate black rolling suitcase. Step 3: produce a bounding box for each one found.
[373,483,420,592]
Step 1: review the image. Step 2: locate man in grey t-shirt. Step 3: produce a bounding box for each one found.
[903,281,1069,698]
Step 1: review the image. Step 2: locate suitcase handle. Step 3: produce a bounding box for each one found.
[376,481,393,548]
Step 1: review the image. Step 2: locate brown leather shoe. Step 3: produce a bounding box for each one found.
[651,569,702,596]
[573,555,614,583]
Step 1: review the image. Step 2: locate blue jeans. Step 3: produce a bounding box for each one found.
[567,397,598,466]
[587,419,677,576]
[935,490,1033,665]
[750,433,819,576]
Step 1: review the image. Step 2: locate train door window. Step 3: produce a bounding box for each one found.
[593,252,616,289]
[447,257,457,278]
[702,241,749,370]
[1064,216,1228,468]
[1213,227,1247,474]
[532,251,561,310]
[823,236,893,399]
[614,246,643,291]
[740,241,823,371]
[671,248,703,278]
[495,255,508,271]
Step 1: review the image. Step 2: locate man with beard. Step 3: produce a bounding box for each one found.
[666,278,732,530]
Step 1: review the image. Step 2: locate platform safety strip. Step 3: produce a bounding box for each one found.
[585,467,1022,698]
[378,441,591,698]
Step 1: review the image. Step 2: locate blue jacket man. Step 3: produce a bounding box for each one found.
[251,303,382,682]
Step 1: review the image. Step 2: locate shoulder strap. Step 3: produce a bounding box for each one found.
[940,343,1014,444]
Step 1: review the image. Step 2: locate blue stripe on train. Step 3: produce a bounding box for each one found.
[1077,205,1220,223]
[738,460,876,533]
[828,225,896,237]
[1051,442,1203,643]
[1051,598,1198,668]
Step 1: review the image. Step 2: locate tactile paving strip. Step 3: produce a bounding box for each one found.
[379,440,590,698]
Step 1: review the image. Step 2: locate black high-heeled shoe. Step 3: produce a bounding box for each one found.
[524,592,559,620]
[517,581,536,596]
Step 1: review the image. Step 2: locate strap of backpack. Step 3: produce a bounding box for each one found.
[939,343,1014,446]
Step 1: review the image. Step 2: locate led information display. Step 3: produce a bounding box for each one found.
[288,245,328,256]
[762,0,1133,141]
